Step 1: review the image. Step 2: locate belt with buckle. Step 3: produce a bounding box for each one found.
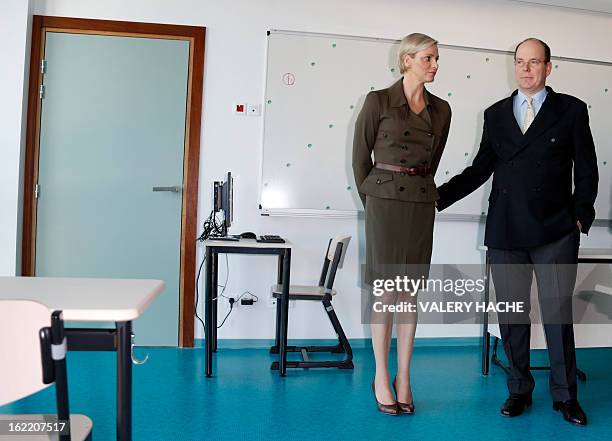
[375,162,431,177]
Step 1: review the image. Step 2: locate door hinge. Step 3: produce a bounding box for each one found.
[39,85,45,99]
[40,59,47,74]
[35,184,40,199]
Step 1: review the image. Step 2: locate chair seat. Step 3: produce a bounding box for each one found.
[0,414,92,440]
[271,284,336,301]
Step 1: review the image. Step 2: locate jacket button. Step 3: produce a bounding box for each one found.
[426,133,433,137]
[376,179,381,184]
[404,130,410,136]
[551,138,556,143]
[400,159,406,164]
[420,187,426,193]
[399,186,405,191]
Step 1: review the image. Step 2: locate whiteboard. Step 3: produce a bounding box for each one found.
[260,30,612,220]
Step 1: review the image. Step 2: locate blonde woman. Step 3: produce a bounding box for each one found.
[352,33,451,415]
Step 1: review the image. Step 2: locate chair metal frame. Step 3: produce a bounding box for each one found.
[270,237,354,370]
[1,302,92,441]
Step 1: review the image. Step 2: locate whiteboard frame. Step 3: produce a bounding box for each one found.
[259,29,612,220]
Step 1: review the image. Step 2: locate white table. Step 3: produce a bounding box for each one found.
[202,238,292,376]
[0,277,165,441]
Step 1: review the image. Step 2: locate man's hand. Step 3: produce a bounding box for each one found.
[577,220,582,232]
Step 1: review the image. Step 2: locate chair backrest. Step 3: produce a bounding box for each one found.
[327,236,351,269]
[0,300,53,406]
[318,236,351,290]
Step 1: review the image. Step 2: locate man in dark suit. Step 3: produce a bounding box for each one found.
[436,38,598,426]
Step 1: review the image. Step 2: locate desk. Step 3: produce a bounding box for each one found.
[0,277,165,441]
[203,239,292,376]
[479,247,612,375]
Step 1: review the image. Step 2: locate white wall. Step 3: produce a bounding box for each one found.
[20,0,612,339]
[0,0,33,276]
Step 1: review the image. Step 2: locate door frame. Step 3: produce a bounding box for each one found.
[21,15,205,347]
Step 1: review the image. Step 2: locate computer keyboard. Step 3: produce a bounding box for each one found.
[211,236,239,241]
[256,235,286,243]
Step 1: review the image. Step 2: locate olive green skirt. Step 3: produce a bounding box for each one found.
[364,195,435,287]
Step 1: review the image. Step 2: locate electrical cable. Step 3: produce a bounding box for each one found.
[194,209,226,334]
[236,290,259,303]
[194,210,259,331]
[195,218,236,332]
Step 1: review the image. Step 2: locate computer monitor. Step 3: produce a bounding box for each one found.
[213,172,233,236]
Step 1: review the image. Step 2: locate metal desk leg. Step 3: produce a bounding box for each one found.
[212,251,218,353]
[482,250,491,375]
[205,246,214,377]
[116,321,132,441]
[270,254,284,354]
[278,249,291,376]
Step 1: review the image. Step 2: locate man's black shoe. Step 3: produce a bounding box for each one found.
[501,394,532,417]
[553,400,587,426]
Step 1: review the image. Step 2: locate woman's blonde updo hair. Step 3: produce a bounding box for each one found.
[398,33,438,74]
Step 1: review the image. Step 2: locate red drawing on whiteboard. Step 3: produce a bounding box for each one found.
[282,73,295,86]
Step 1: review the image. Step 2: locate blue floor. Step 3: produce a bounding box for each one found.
[2,341,611,440]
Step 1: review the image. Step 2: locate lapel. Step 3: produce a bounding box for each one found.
[499,90,523,148]
[425,89,444,138]
[519,86,561,148]
[388,78,431,132]
[496,86,562,159]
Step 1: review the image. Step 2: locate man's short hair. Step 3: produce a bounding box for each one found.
[514,38,551,63]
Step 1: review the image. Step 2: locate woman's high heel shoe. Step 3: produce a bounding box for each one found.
[372,381,400,415]
[393,377,415,414]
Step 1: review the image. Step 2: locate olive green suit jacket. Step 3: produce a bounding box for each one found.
[352,78,452,207]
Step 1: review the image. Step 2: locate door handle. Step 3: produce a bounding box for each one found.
[152,186,181,192]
